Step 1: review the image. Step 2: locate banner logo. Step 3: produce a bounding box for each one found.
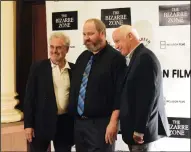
[52,11,78,30]
[139,37,151,47]
[168,117,190,138]
[101,7,131,28]
[160,41,186,49]
[159,4,190,26]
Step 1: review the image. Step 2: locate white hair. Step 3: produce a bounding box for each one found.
[49,32,70,47]
[118,25,140,40]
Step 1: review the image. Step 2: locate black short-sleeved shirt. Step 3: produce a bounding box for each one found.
[68,43,126,118]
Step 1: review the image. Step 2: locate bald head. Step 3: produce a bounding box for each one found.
[112,25,140,56]
[113,25,140,40]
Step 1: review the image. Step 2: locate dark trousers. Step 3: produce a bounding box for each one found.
[74,116,115,152]
[29,113,74,152]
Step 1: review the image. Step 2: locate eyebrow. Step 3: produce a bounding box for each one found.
[50,45,64,47]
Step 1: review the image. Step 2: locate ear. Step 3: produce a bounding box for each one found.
[127,32,133,40]
[100,31,105,37]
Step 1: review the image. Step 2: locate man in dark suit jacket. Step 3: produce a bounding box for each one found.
[24,32,74,152]
[112,25,170,151]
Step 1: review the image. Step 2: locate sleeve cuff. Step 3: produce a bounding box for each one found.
[134,131,144,138]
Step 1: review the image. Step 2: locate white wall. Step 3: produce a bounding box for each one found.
[46,1,190,151]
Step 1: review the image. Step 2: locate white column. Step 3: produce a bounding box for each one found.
[1,1,23,123]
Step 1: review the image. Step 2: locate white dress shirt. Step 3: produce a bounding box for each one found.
[51,60,70,115]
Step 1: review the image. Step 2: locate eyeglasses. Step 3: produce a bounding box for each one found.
[49,45,66,51]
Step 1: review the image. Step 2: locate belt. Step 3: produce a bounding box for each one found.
[76,115,89,120]
[76,115,110,120]
[81,115,88,119]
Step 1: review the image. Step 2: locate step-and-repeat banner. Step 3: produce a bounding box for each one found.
[46,1,190,151]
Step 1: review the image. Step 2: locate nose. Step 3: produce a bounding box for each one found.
[52,47,58,54]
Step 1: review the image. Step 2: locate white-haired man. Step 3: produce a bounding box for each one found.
[112,25,170,151]
[24,32,74,152]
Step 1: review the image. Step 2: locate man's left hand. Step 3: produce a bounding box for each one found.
[105,121,118,145]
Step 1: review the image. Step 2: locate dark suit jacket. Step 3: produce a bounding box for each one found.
[24,59,75,141]
[120,44,170,145]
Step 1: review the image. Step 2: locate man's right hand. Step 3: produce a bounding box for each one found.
[24,128,35,143]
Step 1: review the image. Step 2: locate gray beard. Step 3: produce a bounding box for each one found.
[85,44,101,52]
[85,39,103,52]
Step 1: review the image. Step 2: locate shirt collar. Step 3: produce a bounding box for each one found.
[126,42,141,59]
[50,59,71,70]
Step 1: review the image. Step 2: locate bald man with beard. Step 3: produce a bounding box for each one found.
[112,25,170,151]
